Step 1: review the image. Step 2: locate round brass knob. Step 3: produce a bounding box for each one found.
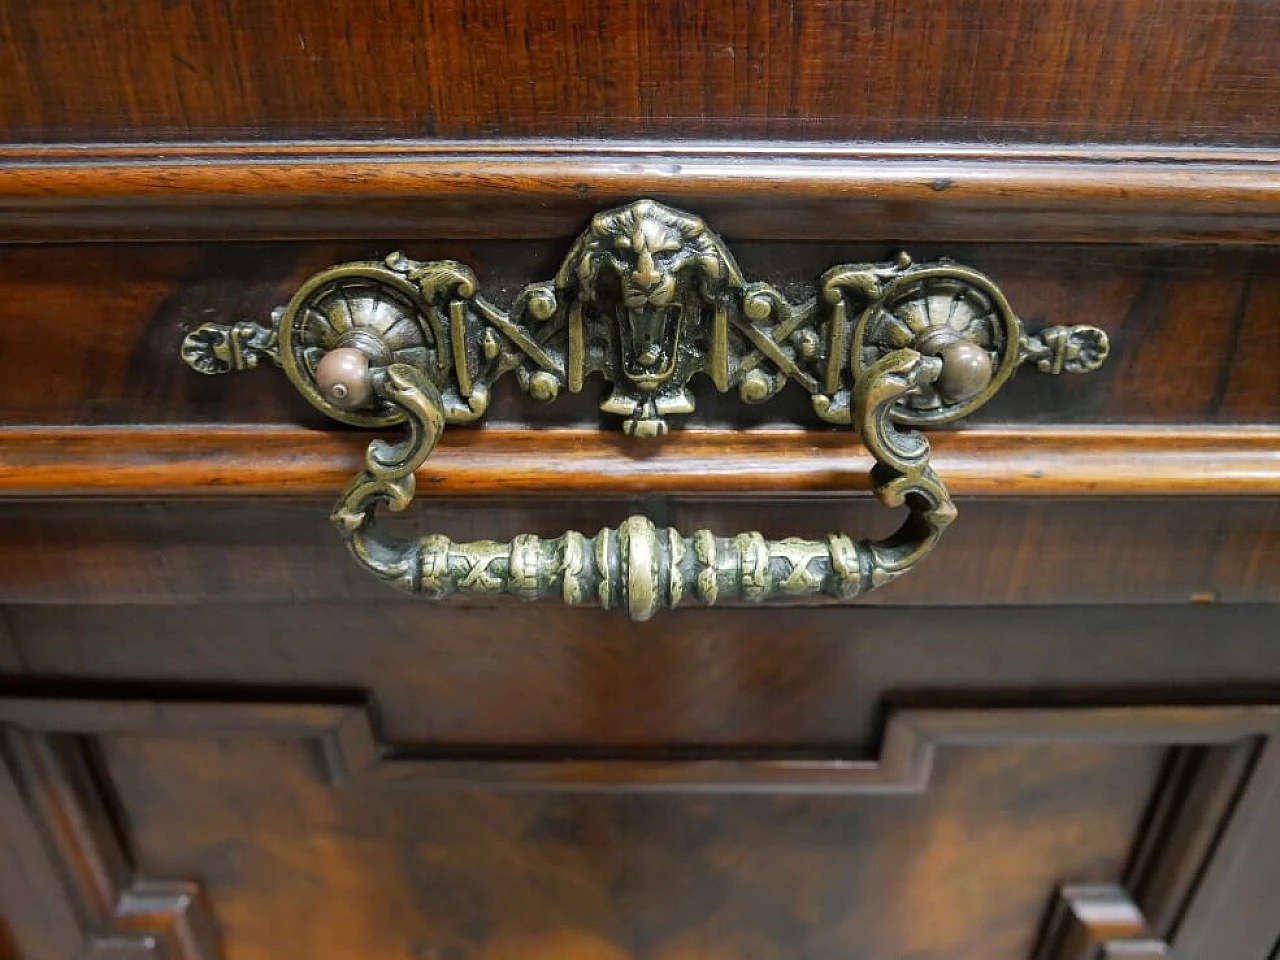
[935,340,994,403]
[316,347,373,410]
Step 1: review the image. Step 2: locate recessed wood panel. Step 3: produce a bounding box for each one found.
[102,733,1158,960]
[10,701,1280,960]
[6,697,1279,960]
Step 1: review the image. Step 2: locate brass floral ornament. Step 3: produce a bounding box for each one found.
[182,198,1109,619]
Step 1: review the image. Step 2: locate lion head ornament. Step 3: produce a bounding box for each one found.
[554,198,745,436]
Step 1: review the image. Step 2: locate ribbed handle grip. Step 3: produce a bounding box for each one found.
[331,350,953,620]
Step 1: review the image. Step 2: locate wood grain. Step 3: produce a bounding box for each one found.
[4,144,1280,243]
[0,426,1276,498]
[0,745,83,960]
[8,604,1280,750]
[0,697,1176,960]
[1171,737,1280,959]
[0,495,1273,607]
[1,0,1278,145]
[7,691,1280,960]
[2,496,1269,609]
[0,730,217,960]
[0,242,1276,430]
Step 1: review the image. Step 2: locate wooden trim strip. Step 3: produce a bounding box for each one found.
[1,141,1279,243]
[0,426,1276,499]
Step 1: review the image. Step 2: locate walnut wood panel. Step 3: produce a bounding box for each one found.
[0,242,1277,430]
[4,694,1280,960]
[6,603,1279,750]
[3,426,1278,498]
[0,729,216,960]
[0,748,81,960]
[1170,736,1280,959]
[0,497,1273,606]
[1,0,1277,145]
[5,145,1280,244]
[8,710,1150,960]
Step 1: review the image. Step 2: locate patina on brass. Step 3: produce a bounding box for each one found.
[181,198,1109,617]
[328,348,953,620]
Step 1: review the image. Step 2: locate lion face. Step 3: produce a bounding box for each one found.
[612,211,688,388]
[563,199,741,394]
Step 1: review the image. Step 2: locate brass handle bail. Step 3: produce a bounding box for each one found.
[329,348,952,620]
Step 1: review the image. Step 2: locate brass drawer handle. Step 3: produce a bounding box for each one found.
[182,199,1107,618]
[332,347,949,620]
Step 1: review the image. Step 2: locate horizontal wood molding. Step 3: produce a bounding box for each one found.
[0,425,1276,499]
[4,694,1279,792]
[2,142,1280,243]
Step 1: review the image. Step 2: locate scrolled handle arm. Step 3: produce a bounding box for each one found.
[332,349,954,621]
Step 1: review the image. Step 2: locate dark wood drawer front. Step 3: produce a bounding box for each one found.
[3,692,1279,960]
[0,242,1274,431]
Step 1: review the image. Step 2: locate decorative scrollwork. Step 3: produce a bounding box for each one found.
[1021,324,1112,375]
[181,316,279,375]
[178,198,1110,613]
[181,198,1108,435]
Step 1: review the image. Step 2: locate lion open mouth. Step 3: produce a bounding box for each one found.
[618,302,683,390]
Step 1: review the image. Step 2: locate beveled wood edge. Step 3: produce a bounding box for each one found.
[4,695,1279,792]
[2,140,1280,242]
[1035,884,1169,960]
[0,730,219,960]
[0,425,1276,499]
